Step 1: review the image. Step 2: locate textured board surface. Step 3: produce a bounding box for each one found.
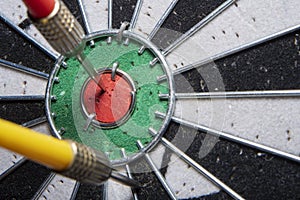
[0,0,299,199]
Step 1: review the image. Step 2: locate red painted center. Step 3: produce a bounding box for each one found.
[83,72,133,124]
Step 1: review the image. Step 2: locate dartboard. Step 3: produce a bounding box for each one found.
[0,0,300,199]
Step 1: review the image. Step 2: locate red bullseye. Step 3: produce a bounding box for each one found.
[82,71,135,126]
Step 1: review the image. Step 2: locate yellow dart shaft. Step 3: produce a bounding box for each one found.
[0,118,73,171]
[0,119,141,187]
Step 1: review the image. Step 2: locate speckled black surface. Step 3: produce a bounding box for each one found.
[166,123,300,200]
[152,0,225,49]
[0,101,45,124]
[0,161,51,200]
[130,158,172,200]
[0,20,54,74]
[0,0,299,199]
[112,0,137,29]
[177,30,300,93]
[74,184,104,200]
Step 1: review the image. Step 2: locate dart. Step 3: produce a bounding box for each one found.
[22,0,105,91]
[0,118,142,188]
[1,0,299,199]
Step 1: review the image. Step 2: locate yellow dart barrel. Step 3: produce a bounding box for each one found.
[0,118,141,187]
[0,118,73,171]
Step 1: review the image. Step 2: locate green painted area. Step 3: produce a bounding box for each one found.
[51,36,169,161]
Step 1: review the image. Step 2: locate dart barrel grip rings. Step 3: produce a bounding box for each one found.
[60,141,112,185]
[29,0,85,57]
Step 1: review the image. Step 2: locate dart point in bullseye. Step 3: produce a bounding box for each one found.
[23,0,105,91]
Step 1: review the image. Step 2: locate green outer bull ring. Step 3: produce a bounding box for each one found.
[45,30,176,166]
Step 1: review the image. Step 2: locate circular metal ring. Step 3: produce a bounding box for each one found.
[80,68,136,129]
[46,30,175,166]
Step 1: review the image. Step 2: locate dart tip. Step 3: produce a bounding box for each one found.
[110,170,143,188]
